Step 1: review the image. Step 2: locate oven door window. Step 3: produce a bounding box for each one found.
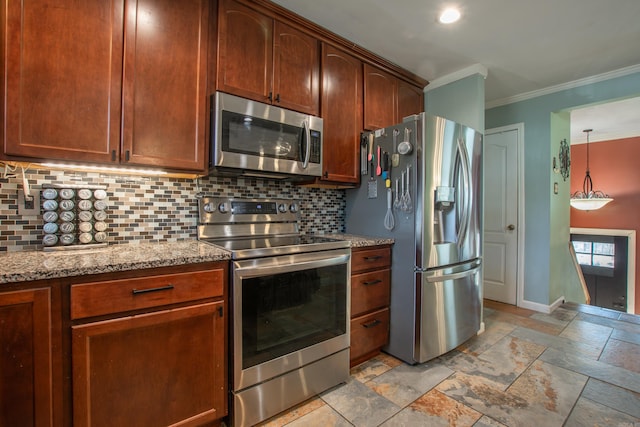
[222,111,302,161]
[241,263,347,369]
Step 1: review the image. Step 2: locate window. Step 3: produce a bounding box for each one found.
[572,240,615,269]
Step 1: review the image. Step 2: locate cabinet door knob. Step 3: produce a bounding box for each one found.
[507,224,515,231]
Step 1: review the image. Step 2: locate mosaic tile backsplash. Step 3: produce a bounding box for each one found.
[0,168,346,252]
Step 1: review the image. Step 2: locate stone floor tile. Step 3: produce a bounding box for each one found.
[581,378,640,419]
[530,306,576,327]
[506,360,587,424]
[539,347,640,393]
[613,328,640,346]
[351,353,402,383]
[619,312,640,325]
[484,310,565,336]
[366,362,453,407]
[478,335,546,372]
[285,404,354,427]
[564,397,640,427]
[437,351,519,391]
[321,378,401,427]
[258,397,325,427]
[435,371,535,426]
[563,302,622,320]
[457,319,517,357]
[509,326,602,359]
[473,415,508,426]
[577,312,640,335]
[599,338,640,373]
[408,389,482,425]
[559,318,612,348]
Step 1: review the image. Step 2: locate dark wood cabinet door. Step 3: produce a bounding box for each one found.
[320,44,362,183]
[363,63,396,130]
[72,302,226,427]
[397,79,424,121]
[217,0,273,103]
[274,21,320,116]
[2,0,123,163]
[0,288,52,427]
[121,0,209,171]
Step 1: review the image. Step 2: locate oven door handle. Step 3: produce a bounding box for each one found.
[233,251,350,277]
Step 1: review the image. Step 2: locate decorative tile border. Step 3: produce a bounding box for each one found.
[0,169,346,252]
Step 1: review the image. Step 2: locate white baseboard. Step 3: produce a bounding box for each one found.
[518,296,565,314]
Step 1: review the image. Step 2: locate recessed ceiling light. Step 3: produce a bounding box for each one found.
[439,8,461,24]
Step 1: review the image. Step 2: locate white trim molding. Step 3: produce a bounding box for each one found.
[425,63,488,93]
[486,64,640,109]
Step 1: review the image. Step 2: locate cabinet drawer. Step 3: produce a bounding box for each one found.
[351,247,390,273]
[71,269,224,320]
[351,269,390,317]
[350,308,389,362]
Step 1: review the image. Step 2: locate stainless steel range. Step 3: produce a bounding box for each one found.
[197,197,351,427]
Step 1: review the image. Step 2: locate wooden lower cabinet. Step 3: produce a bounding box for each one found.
[69,263,228,427]
[349,245,391,366]
[72,302,224,427]
[0,287,54,427]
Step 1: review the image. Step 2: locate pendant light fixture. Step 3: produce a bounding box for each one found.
[570,129,613,211]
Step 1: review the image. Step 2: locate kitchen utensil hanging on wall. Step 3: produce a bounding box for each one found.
[384,188,395,230]
[392,129,400,167]
[367,161,377,198]
[398,128,413,155]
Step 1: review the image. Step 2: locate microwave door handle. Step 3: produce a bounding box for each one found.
[301,120,311,169]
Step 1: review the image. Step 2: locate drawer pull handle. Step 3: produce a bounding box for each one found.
[364,256,382,261]
[132,284,174,295]
[362,279,382,286]
[362,319,382,329]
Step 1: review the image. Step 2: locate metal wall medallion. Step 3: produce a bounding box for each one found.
[559,138,571,181]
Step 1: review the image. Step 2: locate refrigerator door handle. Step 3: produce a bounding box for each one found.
[456,136,472,247]
[426,265,481,282]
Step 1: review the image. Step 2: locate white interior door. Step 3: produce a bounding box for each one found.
[484,127,519,304]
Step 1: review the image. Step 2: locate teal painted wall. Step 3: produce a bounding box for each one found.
[485,71,640,306]
[425,73,485,132]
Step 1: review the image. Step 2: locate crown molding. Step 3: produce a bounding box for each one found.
[424,64,488,92]
[485,64,640,109]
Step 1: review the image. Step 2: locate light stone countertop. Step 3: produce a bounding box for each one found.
[1,235,392,285]
[0,240,231,284]
[326,233,394,248]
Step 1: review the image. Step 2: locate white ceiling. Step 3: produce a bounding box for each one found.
[271,0,640,141]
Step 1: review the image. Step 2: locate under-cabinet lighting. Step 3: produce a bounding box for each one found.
[39,162,168,176]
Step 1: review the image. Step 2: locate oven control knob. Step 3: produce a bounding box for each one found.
[218,202,229,213]
[203,202,216,213]
[278,203,287,213]
[289,203,298,213]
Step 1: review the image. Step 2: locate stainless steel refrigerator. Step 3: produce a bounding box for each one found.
[345,113,483,364]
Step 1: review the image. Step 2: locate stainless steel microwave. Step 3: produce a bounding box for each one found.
[210,92,323,179]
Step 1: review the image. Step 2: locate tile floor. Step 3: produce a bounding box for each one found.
[257,300,640,427]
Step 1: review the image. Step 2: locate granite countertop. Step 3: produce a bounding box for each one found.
[0,241,231,284]
[327,233,394,248]
[1,234,392,285]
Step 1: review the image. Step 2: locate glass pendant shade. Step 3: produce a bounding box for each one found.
[570,129,613,211]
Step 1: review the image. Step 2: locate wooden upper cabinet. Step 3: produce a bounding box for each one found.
[2,0,209,172]
[364,63,424,130]
[364,64,396,130]
[216,0,273,103]
[320,44,362,184]
[217,0,320,115]
[2,0,123,163]
[121,0,209,171]
[397,79,424,121]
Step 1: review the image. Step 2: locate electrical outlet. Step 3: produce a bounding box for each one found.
[18,190,40,216]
